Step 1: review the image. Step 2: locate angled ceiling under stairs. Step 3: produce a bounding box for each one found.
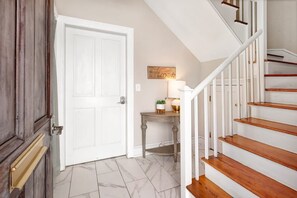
[144,0,241,62]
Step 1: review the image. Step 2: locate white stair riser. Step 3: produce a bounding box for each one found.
[251,105,297,126]
[236,122,297,153]
[204,163,258,198]
[222,143,297,190]
[265,91,297,105]
[265,77,297,88]
[265,62,297,74]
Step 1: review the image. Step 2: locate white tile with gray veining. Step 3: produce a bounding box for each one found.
[95,158,119,175]
[126,178,160,198]
[143,162,179,192]
[54,154,183,198]
[98,171,130,198]
[70,191,100,198]
[54,166,73,198]
[116,158,147,183]
[153,155,181,184]
[158,187,181,198]
[136,155,159,172]
[69,162,98,197]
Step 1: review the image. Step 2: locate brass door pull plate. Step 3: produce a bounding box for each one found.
[10,134,48,192]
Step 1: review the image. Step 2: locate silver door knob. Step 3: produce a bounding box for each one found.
[52,123,63,135]
[118,96,126,104]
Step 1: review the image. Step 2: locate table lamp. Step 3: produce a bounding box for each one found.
[167,80,186,113]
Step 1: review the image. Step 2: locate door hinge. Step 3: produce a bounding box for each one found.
[209,132,211,138]
[209,96,211,102]
[16,115,19,121]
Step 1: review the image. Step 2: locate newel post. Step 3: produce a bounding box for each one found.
[180,86,193,198]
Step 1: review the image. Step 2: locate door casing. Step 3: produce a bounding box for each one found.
[55,15,134,171]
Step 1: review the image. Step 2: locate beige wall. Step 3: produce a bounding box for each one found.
[267,0,297,54]
[55,0,201,151]
[200,58,225,80]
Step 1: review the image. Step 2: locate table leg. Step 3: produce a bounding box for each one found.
[141,120,147,158]
[172,124,178,162]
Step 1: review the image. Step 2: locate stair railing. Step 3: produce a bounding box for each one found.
[180,29,263,198]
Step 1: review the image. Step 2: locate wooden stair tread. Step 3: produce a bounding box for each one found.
[265,74,297,77]
[248,102,297,111]
[266,88,297,92]
[265,59,297,66]
[219,135,297,170]
[202,154,297,198]
[234,117,297,136]
[267,53,284,58]
[234,19,248,25]
[221,1,239,9]
[187,176,231,198]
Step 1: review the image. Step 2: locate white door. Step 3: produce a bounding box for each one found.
[65,26,126,166]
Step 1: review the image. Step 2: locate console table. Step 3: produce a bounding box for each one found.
[140,111,180,162]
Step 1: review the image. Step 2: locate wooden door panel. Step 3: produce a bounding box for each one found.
[0,0,17,145]
[0,0,54,197]
[34,157,46,198]
[34,0,47,123]
[24,0,36,138]
[0,124,51,197]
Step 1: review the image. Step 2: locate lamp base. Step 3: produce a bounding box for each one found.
[171,99,180,113]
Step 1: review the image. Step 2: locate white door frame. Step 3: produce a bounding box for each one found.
[55,15,134,171]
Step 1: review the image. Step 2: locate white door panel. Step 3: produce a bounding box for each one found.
[65,26,126,165]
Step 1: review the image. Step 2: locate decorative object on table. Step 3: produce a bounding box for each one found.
[147,66,176,79]
[156,100,166,114]
[167,80,186,113]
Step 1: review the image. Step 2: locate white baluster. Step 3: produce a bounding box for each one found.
[256,38,260,102]
[236,56,241,119]
[239,0,243,21]
[212,79,218,157]
[204,87,209,159]
[243,50,248,118]
[229,64,233,136]
[221,72,225,138]
[257,38,261,102]
[250,44,254,102]
[194,96,199,180]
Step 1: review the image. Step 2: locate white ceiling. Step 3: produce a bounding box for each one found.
[144,0,240,62]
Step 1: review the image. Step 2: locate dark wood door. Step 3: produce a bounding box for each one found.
[0,0,55,197]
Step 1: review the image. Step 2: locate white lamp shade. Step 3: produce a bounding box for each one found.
[168,80,186,99]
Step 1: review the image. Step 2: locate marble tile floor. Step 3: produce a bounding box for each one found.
[54,154,186,198]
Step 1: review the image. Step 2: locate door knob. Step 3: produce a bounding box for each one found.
[52,123,63,135]
[118,96,126,104]
[50,115,63,135]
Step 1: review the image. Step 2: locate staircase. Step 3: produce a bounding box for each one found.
[180,1,297,198]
